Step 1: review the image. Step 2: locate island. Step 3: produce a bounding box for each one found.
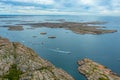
[8,25,24,31]
[48,36,56,39]
[20,21,117,34]
[40,32,47,35]
[0,36,74,80]
[78,58,120,80]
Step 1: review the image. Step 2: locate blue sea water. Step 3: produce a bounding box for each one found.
[0,15,120,80]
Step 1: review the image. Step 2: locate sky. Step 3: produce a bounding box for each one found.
[0,0,120,15]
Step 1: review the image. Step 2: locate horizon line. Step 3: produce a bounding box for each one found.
[0,14,120,17]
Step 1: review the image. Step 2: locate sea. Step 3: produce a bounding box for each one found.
[0,15,120,80]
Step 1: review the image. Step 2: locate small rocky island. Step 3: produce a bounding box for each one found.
[40,32,47,35]
[1,25,24,31]
[78,58,120,80]
[0,36,74,80]
[21,21,117,34]
[8,25,24,31]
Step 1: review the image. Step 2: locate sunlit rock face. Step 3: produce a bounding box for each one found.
[0,36,74,80]
[78,58,120,80]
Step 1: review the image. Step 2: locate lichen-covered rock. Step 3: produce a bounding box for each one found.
[0,36,74,80]
[78,58,120,80]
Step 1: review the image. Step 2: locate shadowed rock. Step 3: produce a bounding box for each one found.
[48,36,56,39]
[40,32,47,35]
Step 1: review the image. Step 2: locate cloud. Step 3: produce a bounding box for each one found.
[78,0,97,6]
[0,1,77,15]
[1,0,55,5]
[0,0,120,15]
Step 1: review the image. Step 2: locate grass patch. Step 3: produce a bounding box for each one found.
[99,77,109,80]
[3,64,22,80]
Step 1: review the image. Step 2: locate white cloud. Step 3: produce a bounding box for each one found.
[0,0,120,15]
[0,2,77,15]
[5,0,55,5]
[110,0,120,10]
[78,0,96,6]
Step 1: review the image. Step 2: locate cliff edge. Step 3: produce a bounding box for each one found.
[0,36,74,80]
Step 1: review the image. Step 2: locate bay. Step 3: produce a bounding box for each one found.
[0,15,120,80]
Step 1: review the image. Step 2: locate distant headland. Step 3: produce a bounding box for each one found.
[20,21,117,34]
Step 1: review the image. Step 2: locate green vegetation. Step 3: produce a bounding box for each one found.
[39,67,48,70]
[3,64,22,80]
[99,77,109,80]
[39,66,53,72]
[13,43,17,59]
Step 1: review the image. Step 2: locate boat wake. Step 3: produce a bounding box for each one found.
[48,48,71,54]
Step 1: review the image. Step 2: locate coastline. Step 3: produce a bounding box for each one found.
[20,21,117,35]
[77,58,120,80]
[0,36,74,80]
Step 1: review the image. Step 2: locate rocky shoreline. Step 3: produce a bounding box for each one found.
[0,21,117,34]
[1,36,120,80]
[1,25,24,31]
[0,36,74,80]
[20,21,117,34]
[78,58,120,80]
[8,25,24,31]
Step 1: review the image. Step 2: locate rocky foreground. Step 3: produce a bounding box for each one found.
[0,36,74,80]
[78,58,120,80]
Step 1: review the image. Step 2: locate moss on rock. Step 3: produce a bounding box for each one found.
[3,64,22,80]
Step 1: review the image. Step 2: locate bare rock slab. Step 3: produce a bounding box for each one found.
[78,58,120,80]
[0,36,74,80]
